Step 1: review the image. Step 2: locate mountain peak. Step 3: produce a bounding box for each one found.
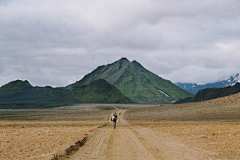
[1,80,32,89]
[69,58,192,103]
[112,57,130,69]
[119,57,130,62]
[231,73,240,82]
[130,60,141,65]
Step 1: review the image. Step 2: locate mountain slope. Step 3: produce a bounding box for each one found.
[0,79,133,109]
[175,73,240,95]
[65,79,134,103]
[193,82,240,102]
[175,82,240,104]
[67,58,193,103]
[1,80,32,89]
[0,80,68,103]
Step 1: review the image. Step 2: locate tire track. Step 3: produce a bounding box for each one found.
[121,113,222,160]
[68,124,113,160]
[67,109,222,160]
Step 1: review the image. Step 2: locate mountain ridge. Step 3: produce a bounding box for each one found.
[1,80,32,89]
[0,79,134,109]
[0,57,194,107]
[67,58,193,103]
[175,73,240,95]
[193,82,240,102]
[175,82,240,104]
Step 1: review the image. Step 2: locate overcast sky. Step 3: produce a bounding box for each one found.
[1,0,240,87]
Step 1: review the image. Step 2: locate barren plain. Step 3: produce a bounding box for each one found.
[0,93,239,160]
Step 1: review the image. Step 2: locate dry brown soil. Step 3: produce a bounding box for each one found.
[0,93,239,160]
[131,121,240,160]
[0,121,104,159]
[0,105,115,159]
[69,110,232,160]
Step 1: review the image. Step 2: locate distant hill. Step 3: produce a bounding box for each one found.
[0,79,134,109]
[193,82,240,102]
[175,82,240,103]
[67,58,193,103]
[175,73,240,95]
[1,80,32,89]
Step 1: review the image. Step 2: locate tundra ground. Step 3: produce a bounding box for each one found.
[0,94,239,160]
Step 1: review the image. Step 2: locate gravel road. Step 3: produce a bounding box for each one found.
[68,110,222,160]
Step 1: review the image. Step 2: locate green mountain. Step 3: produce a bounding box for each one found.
[67,58,193,103]
[63,79,133,103]
[0,79,133,109]
[1,80,32,89]
[193,82,240,102]
[0,80,67,103]
[175,82,240,104]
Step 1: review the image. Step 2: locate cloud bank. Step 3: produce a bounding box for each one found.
[1,0,240,87]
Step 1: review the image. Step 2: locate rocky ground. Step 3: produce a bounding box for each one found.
[0,93,239,159]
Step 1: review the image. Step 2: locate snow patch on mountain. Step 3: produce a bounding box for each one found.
[175,73,240,95]
[158,90,169,97]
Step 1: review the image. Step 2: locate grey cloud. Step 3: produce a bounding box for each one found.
[0,0,240,86]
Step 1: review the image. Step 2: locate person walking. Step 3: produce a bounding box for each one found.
[111,112,118,129]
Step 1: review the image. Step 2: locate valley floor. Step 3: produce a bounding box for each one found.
[0,99,239,159]
[68,110,239,160]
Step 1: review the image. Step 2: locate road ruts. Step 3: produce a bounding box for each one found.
[68,110,222,160]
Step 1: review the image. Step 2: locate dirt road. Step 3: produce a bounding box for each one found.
[68,110,222,160]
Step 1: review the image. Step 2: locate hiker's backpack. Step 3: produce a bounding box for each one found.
[111,115,115,121]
